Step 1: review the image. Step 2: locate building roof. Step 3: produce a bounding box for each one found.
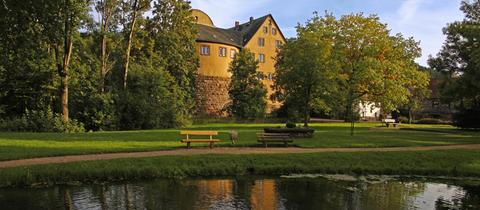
[195,14,281,48]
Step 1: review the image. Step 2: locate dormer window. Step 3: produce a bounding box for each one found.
[263,26,268,34]
[258,38,265,47]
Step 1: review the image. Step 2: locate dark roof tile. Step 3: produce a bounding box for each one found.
[196,15,271,47]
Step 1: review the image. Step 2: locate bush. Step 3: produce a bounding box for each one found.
[398,116,409,124]
[0,108,84,132]
[286,121,297,128]
[453,105,480,130]
[415,118,447,125]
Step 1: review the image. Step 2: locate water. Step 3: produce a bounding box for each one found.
[1,176,479,210]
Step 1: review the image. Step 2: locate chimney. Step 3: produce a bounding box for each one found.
[235,21,240,30]
[249,17,254,24]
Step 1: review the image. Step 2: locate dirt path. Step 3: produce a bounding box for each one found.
[1,144,480,169]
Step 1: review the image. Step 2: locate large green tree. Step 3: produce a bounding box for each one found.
[275,13,428,134]
[274,15,339,127]
[428,0,480,129]
[228,49,267,120]
[333,14,427,135]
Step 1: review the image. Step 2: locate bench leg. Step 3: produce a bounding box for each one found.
[264,142,267,148]
[187,142,191,149]
[284,142,288,147]
[209,142,213,149]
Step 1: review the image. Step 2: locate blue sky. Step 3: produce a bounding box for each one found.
[190,0,466,66]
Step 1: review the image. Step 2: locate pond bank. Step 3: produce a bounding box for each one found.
[1,149,480,187]
[2,144,480,169]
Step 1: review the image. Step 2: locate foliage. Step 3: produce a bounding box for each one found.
[0,0,198,131]
[285,121,297,128]
[0,108,84,133]
[274,19,338,127]
[454,105,480,129]
[275,12,428,134]
[116,65,186,129]
[398,116,409,124]
[227,49,267,120]
[428,0,480,129]
[415,118,449,125]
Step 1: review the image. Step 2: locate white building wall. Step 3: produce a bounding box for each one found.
[358,101,381,119]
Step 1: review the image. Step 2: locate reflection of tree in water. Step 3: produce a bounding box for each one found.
[435,185,480,210]
[275,178,357,210]
[360,181,426,210]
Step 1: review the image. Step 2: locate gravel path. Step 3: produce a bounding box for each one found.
[1,144,480,169]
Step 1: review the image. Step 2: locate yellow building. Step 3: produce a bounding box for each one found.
[191,9,286,116]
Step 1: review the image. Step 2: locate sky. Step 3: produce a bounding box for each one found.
[190,0,466,66]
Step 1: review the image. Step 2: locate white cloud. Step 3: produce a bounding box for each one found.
[397,0,425,25]
[387,0,464,65]
[190,0,274,28]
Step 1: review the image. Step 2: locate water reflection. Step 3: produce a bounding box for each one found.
[0,177,479,210]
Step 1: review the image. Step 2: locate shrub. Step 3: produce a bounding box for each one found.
[415,118,445,125]
[0,108,84,132]
[286,121,297,128]
[453,105,480,130]
[398,116,409,124]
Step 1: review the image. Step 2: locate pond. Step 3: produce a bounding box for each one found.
[1,176,479,210]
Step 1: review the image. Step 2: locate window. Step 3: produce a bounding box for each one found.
[259,54,265,63]
[263,26,268,33]
[275,40,282,48]
[258,38,265,47]
[230,49,236,59]
[268,73,273,81]
[200,45,210,56]
[272,28,277,35]
[219,47,227,57]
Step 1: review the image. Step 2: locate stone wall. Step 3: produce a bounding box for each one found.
[195,75,231,116]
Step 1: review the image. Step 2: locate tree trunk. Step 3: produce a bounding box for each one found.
[408,108,413,124]
[59,0,73,124]
[303,86,311,127]
[348,87,355,136]
[123,0,138,90]
[100,0,111,93]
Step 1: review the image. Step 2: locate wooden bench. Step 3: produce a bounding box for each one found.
[382,119,399,128]
[257,133,293,148]
[180,131,220,149]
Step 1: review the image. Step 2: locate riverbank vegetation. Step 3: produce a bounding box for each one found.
[0,123,478,161]
[1,149,480,187]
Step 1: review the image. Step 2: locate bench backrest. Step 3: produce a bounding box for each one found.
[180,131,218,136]
[257,133,291,140]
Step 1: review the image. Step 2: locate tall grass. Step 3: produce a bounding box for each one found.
[1,149,480,187]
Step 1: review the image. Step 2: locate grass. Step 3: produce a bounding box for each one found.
[0,122,478,160]
[1,149,480,187]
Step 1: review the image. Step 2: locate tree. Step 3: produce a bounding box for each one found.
[150,0,199,122]
[428,0,480,129]
[121,0,150,90]
[332,14,426,135]
[49,0,90,123]
[403,65,430,124]
[275,12,428,134]
[95,0,120,92]
[274,15,338,127]
[227,49,267,120]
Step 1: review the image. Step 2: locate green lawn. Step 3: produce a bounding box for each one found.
[0,122,478,161]
[2,149,480,187]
